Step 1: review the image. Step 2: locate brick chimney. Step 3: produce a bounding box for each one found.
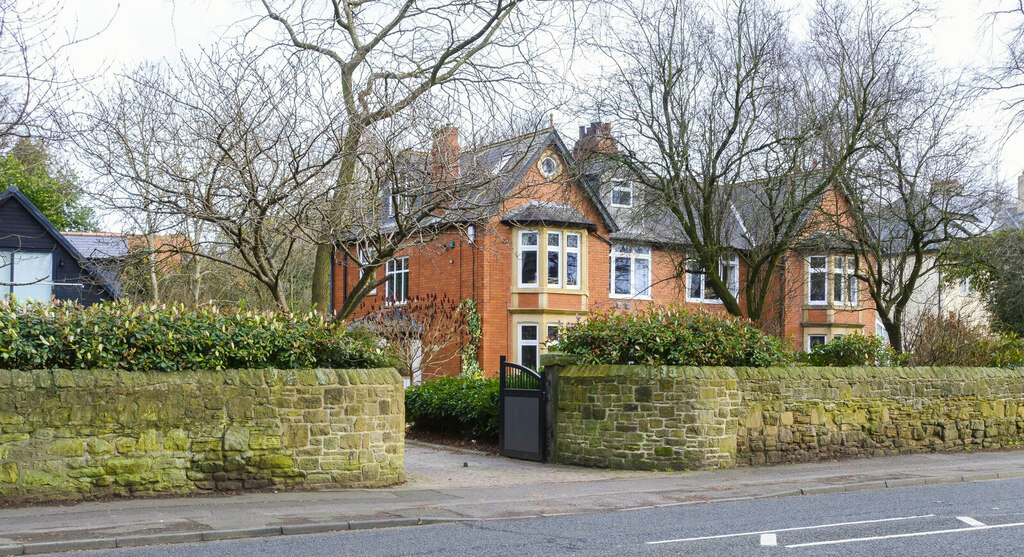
[431,126,460,181]
[573,122,617,160]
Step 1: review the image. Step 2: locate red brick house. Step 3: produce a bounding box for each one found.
[332,123,875,380]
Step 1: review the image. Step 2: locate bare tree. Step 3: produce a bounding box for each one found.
[981,1,1024,129]
[829,76,1000,352]
[587,0,924,325]
[80,46,341,310]
[255,0,564,313]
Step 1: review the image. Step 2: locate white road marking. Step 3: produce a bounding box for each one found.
[646,514,935,545]
[957,516,986,527]
[760,533,777,546]
[785,521,1024,548]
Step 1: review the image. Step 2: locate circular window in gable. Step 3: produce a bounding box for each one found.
[539,156,558,178]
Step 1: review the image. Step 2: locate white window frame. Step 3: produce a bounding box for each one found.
[518,323,540,370]
[359,248,377,295]
[518,230,539,288]
[546,323,560,348]
[833,255,857,305]
[611,181,633,208]
[807,255,828,305]
[807,334,827,351]
[385,256,409,305]
[546,231,561,288]
[686,255,739,303]
[610,244,652,299]
[565,232,581,289]
[0,250,53,303]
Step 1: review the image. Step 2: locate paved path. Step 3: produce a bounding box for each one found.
[1,444,1023,554]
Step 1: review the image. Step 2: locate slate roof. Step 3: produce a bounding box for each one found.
[61,232,129,260]
[501,201,595,228]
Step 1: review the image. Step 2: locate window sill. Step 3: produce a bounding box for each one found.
[609,293,653,301]
[686,297,725,305]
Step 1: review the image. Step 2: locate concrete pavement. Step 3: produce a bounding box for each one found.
[1,443,1023,555]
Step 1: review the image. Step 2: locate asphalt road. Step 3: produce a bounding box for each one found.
[68,477,1024,556]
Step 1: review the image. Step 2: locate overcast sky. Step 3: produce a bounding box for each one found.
[53,0,1024,187]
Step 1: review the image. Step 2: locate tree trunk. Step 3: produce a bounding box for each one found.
[310,242,333,314]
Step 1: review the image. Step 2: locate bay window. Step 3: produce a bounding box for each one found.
[807,255,857,306]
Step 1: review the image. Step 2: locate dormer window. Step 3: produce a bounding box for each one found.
[611,181,633,208]
[494,152,513,175]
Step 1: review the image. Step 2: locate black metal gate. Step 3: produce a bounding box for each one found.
[498,355,547,462]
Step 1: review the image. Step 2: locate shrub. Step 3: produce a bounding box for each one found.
[557,306,792,367]
[405,376,499,440]
[0,300,393,371]
[905,312,1024,368]
[802,332,906,366]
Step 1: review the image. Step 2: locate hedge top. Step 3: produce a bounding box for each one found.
[0,301,394,372]
[555,364,1024,381]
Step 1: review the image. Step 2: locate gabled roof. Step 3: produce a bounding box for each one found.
[366,128,620,236]
[62,232,129,259]
[0,186,120,299]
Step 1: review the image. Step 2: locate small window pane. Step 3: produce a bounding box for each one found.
[566,234,579,248]
[614,257,631,294]
[521,251,537,284]
[808,335,827,349]
[566,252,578,286]
[633,257,650,295]
[547,325,560,341]
[634,246,650,255]
[521,345,538,370]
[547,232,559,247]
[521,232,538,246]
[521,324,538,341]
[688,270,703,299]
[548,250,560,285]
[810,273,826,302]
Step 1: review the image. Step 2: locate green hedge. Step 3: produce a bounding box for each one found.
[558,305,792,367]
[405,377,499,440]
[0,301,392,371]
[803,332,906,366]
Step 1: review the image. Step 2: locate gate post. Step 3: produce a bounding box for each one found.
[540,352,573,464]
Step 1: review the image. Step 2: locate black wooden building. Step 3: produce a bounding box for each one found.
[0,186,118,304]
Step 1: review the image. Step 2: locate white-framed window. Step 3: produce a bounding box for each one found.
[959,277,975,297]
[807,334,827,350]
[0,251,53,302]
[610,244,651,298]
[385,256,409,305]
[359,248,377,295]
[611,181,633,208]
[493,152,514,175]
[565,233,581,289]
[518,230,539,287]
[807,255,828,305]
[519,323,539,370]
[686,255,740,303]
[546,323,560,348]
[833,256,857,305]
[547,232,561,287]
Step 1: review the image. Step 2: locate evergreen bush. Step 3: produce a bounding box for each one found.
[0,300,392,371]
[405,376,499,440]
[557,306,792,367]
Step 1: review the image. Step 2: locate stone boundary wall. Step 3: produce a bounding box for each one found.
[544,358,1024,470]
[0,368,404,502]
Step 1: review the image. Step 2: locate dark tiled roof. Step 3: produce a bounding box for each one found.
[501,201,595,228]
[61,233,129,259]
